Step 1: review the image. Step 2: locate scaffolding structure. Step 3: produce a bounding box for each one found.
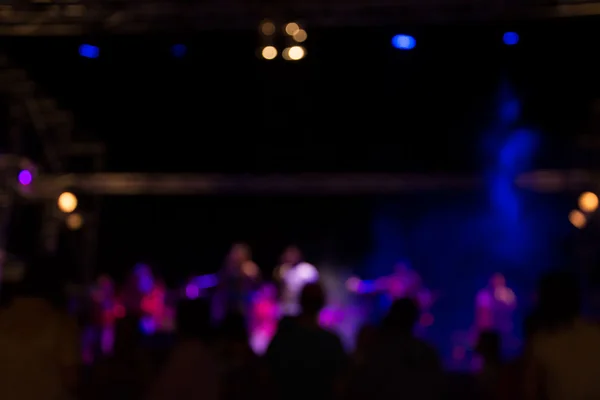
[0,53,105,283]
[0,0,596,35]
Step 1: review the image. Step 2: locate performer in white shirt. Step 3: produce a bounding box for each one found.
[274,245,319,316]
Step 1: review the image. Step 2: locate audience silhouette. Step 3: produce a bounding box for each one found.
[3,256,600,400]
[347,297,443,400]
[147,299,219,400]
[0,258,79,400]
[525,271,600,400]
[266,282,347,400]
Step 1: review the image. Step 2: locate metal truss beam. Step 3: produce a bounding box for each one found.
[28,170,594,197]
[0,0,598,35]
[32,173,481,195]
[515,169,599,192]
[0,53,105,264]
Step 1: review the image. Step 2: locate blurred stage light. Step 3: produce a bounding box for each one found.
[185,284,200,299]
[392,34,416,50]
[569,209,586,229]
[503,32,519,46]
[58,192,78,213]
[285,22,300,36]
[260,20,276,36]
[293,29,307,43]
[171,44,187,58]
[79,44,99,59]
[283,46,305,61]
[140,316,156,335]
[66,213,83,230]
[579,191,599,213]
[18,170,32,186]
[262,46,278,60]
[113,304,126,318]
[192,274,218,289]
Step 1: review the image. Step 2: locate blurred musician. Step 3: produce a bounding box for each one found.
[250,283,279,354]
[84,275,122,361]
[347,262,425,301]
[140,278,175,334]
[347,262,435,326]
[475,273,516,337]
[274,245,319,317]
[212,243,260,323]
[121,263,155,317]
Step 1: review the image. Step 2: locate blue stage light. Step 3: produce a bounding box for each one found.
[171,44,187,58]
[79,44,99,59]
[503,32,519,46]
[391,35,416,50]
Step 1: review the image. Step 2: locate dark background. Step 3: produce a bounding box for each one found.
[5,15,600,359]
[5,17,598,278]
[5,17,600,174]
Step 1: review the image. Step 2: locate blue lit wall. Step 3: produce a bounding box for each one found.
[364,79,570,362]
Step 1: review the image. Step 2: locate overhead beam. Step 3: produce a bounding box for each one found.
[26,170,600,197]
[515,169,597,192]
[0,0,598,35]
[32,173,481,195]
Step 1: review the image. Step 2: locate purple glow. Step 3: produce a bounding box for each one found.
[185,284,200,299]
[196,274,218,288]
[140,316,156,335]
[18,170,32,186]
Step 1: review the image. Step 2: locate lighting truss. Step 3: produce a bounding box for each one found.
[0,53,104,284]
[0,0,595,35]
[33,173,482,195]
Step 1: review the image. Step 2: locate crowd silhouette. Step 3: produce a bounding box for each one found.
[0,255,599,400]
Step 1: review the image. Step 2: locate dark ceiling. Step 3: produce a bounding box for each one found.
[2,17,600,173]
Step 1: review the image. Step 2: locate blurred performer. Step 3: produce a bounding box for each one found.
[212,243,260,323]
[184,273,219,300]
[83,275,121,362]
[121,263,155,317]
[347,262,435,326]
[475,273,516,337]
[140,279,174,334]
[274,245,319,316]
[249,283,279,354]
[90,275,120,355]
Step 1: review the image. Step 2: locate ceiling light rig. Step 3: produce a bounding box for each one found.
[283,21,306,61]
[259,19,278,60]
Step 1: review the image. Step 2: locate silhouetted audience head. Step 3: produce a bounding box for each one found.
[355,323,378,360]
[220,311,248,343]
[476,330,501,362]
[523,309,542,343]
[357,324,377,346]
[113,315,142,355]
[537,270,581,328]
[176,298,211,340]
[299,282,326,316]
[382,297,419,333]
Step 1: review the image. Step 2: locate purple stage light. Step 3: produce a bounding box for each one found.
[185,284,200,299]
[18,170,32,185]
[140,316,156,335]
